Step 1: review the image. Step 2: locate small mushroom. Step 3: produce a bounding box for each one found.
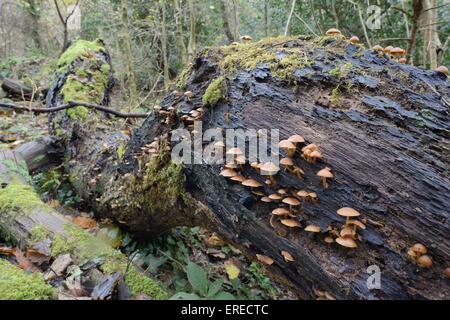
[308,192,318,204]
[240,35,253,42]
[250,162,262,172]
[325,28,342,37]
[280,219,301,228]
[279,140,296,157]
[384,45,394,55]
[435,65,448,76]
[444,267,450,278]
[309,150,323,163]
[336,237,357,249]
[292,166,305,179]
[256,254,274,265]
[305,225,321,233]
[411,243,427,255]
[337,207,360,225]
[261,196,272,203]
[281,251,295,262]
[282,197,301,211]
[230,175,246,182]
[184,91,194,101]
[278,189,288,196]
[317,167,334,188]
[324,236,334,244]
[417,255,432,268]
[268,194,283,201]
[220,168,237,178]
[390,47,404,60]
[241,179,263,189]
[399,57,407,64]
[260,162,280,186]
[296,190,309,201]
[288,134,305,145]
[372,45,384,52]
[340,226,356,239]
[272,207,291,217]
[224,163,239,169]
[347,219,366,230]
[280,157,294,171]
[349,36,360,44]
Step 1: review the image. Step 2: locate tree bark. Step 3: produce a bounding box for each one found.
[1,78,33,99]
[38,37,450,300]
[219,0,236,43]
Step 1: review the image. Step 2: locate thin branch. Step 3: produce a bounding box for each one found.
[294,12,319,37]
[0,101,151,118]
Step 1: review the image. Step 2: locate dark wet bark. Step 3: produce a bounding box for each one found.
[44,37,450,300]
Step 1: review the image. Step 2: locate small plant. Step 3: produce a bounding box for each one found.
[170,262,235,300]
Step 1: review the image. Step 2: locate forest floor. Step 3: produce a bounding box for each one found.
[0,58,297,300]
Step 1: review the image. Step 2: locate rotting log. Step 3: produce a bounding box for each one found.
[9,37,450,299]
[1,78,34,99]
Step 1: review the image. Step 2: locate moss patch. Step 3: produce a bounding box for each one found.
[30,225,49,243]
[0,259,56,300]
[57,39,105,70]
[202,76,225,106]
[0,183,44,213]
[175,64,192,90]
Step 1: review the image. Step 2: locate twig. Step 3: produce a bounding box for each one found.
[422,79,450,108]
[0,101,150,118]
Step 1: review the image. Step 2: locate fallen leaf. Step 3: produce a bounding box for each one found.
[256,254,274,266]
[206,233,225,247]
[281,250,295,262]
[73,216,97,229]
[224,260,240,280]
[14,248,40,272]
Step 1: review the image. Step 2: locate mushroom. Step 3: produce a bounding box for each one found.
[411,243,427,256]
[281,251,295,262]
[444,267,450,278]
[308,192,318,204]
[224,163,239,170]
[260,162,280,186]
[336,237,357,249]
[250,162,262,172]
[324,236,334,244]
[340,226,356,239]
[280,157,294,171]
[305,225,321,233]
[347,219,366,230]
[240,35,253,42]
[435,65,449,76]
[256,254,274,265]
[292,166,305,179]
[372,45,384,52]
[302,143,320,162]
[184,91,194,101]
[220,168,237,178]
[261,196,272,203]
[279,140,296,157]
[226,147,243,164]
[230,175,246,182]
[268,193,283,201]
[241,179,263,190]
[325,28,342,37]
[390,47,405,61]
[280,219,301,228]
[297,190,309,201]
[272,207,290,217]
[288,134,305,146]
[309,150,323,163]
[317,167,334,188]
[337,207,360,225]
[417,255,432,268]
[278,189,287,196]
[349,36,360,44]
[282,197,301,211]
[231,41,240,46]
[399,57,407,64]
[384,45,394,55]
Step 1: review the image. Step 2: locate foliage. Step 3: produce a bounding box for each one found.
[202,76,225,106]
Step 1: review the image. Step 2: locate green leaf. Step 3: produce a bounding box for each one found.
[169,292,202,300]
[186,262,208,296]
[212,291,235,300]
[207,278,224,298]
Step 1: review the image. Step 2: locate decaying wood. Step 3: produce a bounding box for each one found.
[7,37,450,300]
[1,78,34,99]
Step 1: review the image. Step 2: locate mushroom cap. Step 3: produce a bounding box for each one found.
[444,267,450,278]
[324,236,334,243]
[349,36,360,43]
[340,226,356,238]
[417,255,432,268]
[226,147,243,156]
[407,248,417,259]
[272,207,290,216]
[302,143,319,153]
[268,194,283,200]
[399,57,407,64]
[277,189,287,195]
[390,47,404,56]
[436,65,449,75]
[337,207,360,217]
[336,237,357,248]
[252,190,264,196]
[260,196,272,203]
[305,225,321,233]
[308,192,318,199]
[280,157,294,166]
[310,150,323,159]
[372,45,384,52]
[281,250,295,262]
[347,219,366,229]
[250,162,262,169]
[241,35,253,41]
[317,168,333,178]
[411,243,427,255]
[297,190,309,198]
[282,197,301,206]
[230,175,246,182]
[256,254,274,265]
[184,91,193,97]
[220,169,237,177]
[325,28,342,36]
[224,163,238,169]
[288,134,305,144]
[260,162,280,175]
[242,179,263,188]
[235,155,246,164]
[280,219,301,228]
[279,140,296,150]
[384,45,394,53]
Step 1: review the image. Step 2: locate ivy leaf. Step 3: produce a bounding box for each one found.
[186,262,208,296]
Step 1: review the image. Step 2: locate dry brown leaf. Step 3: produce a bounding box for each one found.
[73,216,97,229]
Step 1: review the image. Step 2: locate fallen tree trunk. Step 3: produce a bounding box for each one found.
[8,37,450,299]
[1,78,34,99]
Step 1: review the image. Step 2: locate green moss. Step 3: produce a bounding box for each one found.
[0,183,44,213]
[0,259,56,300]
[57,39,105,69]
[30,225,49,243]
[102,259,168,299]
[330,62,353,78]
[175,64,192,89]
[330,85,342,107]
[1,159,31,183]
[202,76,225,106]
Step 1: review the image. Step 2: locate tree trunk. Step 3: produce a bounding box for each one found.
[219,0,236,43]
[173,0,188,65]
[121,0,137,109]
[1,78,33,99]
[161,1,170,90]
[284,0,296,36]
[39,37,450,300]
[187,0,196,59]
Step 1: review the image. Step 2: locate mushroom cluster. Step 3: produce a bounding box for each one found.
[325,207,366,249]
[407,243,433,268]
